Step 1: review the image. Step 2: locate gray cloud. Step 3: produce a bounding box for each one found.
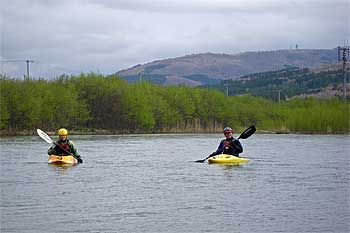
[0,0,348,78]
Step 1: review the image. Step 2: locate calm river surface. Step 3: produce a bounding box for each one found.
[0,133,349,233]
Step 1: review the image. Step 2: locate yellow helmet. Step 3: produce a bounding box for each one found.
[58,128,68,136]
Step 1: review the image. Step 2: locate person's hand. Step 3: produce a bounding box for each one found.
[76,156,83,163]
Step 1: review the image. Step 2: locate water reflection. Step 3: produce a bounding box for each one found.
[48,163,77,174]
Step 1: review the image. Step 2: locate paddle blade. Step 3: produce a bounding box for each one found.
[238,125,256,139]
[37,129,54,144]
[194,159,206,163]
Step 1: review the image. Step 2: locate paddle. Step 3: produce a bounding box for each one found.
[37,128,75,157]
[194,125,256,163]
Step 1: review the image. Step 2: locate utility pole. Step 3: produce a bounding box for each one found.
[25,60,34,79]
[138,71,143,84]
[338,46,349,100]
[0,59,34,79]
[277,90,281,102]
[223,84,229,96]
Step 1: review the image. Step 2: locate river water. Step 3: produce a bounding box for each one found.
[0,133,349,233]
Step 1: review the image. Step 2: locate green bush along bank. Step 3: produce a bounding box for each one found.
[0,74,349,135]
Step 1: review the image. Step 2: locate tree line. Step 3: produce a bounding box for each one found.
[0,73,349,135]
[210,67,349,101]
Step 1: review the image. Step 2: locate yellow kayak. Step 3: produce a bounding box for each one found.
[208,154,249,165]
[48,155,78,165]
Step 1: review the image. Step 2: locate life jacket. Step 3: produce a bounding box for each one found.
[57,140,71,155]
[222,138,234,154]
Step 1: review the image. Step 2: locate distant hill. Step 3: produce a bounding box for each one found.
[115,48,338,86]
[209,63,349,101]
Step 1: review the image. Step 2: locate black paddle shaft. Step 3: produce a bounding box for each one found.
[53,142,83,163]
[53,142,73,155]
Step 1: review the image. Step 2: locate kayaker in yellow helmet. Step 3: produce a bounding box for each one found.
[209,127,243,157]
[47,128,83,163]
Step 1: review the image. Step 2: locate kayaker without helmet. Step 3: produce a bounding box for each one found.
[211,126,243,157]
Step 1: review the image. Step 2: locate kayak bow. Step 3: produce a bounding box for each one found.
[48,155,78,165]
[207,154,249,165]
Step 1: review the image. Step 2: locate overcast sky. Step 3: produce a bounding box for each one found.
[0,0,349,78]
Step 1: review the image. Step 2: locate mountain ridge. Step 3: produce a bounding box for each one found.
[115,48,338,86]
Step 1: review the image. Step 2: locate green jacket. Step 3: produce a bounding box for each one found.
[47,140,80,157]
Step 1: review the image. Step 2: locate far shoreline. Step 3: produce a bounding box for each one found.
[1,129,349,136]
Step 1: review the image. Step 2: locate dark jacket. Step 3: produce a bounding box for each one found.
[47,140,80,157]
[215,137,243,157]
